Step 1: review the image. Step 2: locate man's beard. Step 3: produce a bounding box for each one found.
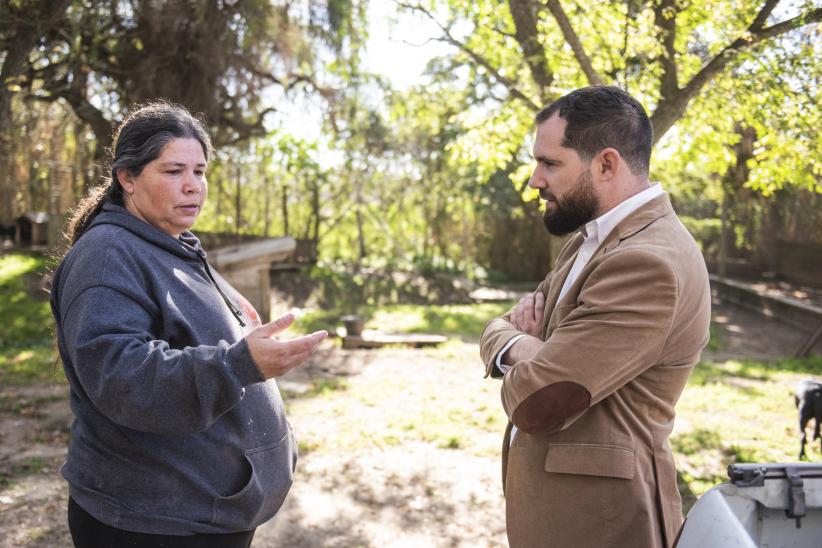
[542,169,599,236]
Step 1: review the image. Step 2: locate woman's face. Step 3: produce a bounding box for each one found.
[118,138,208,238]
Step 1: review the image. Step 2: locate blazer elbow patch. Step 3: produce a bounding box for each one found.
[512,381,591,434]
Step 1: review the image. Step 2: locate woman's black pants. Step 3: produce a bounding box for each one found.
[68,497,256,548]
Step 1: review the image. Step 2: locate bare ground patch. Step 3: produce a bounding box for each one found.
[0,344,507,548]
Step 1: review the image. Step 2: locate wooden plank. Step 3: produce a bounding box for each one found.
[342,333,448,350]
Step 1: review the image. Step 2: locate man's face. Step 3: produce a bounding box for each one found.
[529,114,600,236]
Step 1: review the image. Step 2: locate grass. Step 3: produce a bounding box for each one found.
[0,253,62,385]
[283,341,507,457]
[294,302,514,340]
[706,321,722,352]
[0,456,51,488]
[672,355,822,509]
[283,346,821,512]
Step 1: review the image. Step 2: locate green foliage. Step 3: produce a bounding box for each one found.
[680,216,721,257]
[0,253,61,385]
[0,254,52,346]
[0,346,57,386]
[392,0,820,267]
[195,133,326,240]
[273,262,486,313]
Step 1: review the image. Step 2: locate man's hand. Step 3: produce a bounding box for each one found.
[501,335,543,367]
[246,313,327,379]
[498,291,545,368]
[509,291,545,338]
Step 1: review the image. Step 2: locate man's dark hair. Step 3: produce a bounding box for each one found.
[535,86,652,177]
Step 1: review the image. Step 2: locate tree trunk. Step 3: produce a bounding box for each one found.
[356,206,367,261]
[718,124,757,278]
[263,176,271,237]
[718,185,729,279]
[0,0,73,224]
[234,162,242,240]
[310,180,320,261]
[281,184,289,236]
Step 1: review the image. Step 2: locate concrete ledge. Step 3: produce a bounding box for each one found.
[710,275,822,332]
[208,237,296,322]
[209,237,296,271]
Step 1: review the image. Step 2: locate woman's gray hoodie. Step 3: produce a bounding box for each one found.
[51,203,297,535]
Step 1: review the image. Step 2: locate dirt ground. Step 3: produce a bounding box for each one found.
[0,298,810,548]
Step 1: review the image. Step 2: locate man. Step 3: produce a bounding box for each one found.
[480,86,710,547]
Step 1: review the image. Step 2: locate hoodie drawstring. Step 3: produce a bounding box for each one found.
[196,253,246,328]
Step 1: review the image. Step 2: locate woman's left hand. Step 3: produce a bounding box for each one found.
[246,313,327,379]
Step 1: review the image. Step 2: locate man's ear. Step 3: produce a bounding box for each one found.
[594,148,620,181]
[117,169,134,195]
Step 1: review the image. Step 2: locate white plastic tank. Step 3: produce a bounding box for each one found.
[676,463,822,547]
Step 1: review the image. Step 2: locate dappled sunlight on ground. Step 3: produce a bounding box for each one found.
[1,297,818,546]
[703,299,807,362]
[254,342,508,545]
[258,442,506,547]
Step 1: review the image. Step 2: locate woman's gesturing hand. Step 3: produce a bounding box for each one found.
[246,313,327,379]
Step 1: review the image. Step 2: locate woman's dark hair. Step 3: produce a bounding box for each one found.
[535,86,653,177]
[65,101,212,246]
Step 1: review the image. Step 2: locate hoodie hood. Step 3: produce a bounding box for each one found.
[89,202,244,327]
[90,202,205,262]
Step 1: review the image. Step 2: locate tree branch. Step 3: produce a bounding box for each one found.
[653,0,680,101]
[232,55,335,99]
[750,0,780,30]
[0,0,73,134]
[30,82,113,160]
[545,0,604,86]
[508,0,554,100]
[397,2,540,111]
[218,106,278,145]
[650,5,822,143]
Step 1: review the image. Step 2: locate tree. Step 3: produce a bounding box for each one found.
[387,0,819,278]
[0,0,354,224]
[0,0,73,224]
[400,0,820,142]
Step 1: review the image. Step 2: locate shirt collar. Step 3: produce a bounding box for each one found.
[580,183,664,245]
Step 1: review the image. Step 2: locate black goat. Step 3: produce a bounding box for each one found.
[796,378,822,460]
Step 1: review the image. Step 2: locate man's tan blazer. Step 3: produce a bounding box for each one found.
[480,193,711,548]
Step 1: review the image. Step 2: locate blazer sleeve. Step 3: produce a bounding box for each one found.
[500,248,678,434]
[479,278,548,378]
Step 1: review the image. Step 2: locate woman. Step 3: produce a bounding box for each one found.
[50,101,326,547]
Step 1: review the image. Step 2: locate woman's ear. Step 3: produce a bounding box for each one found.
[117,169,134,195]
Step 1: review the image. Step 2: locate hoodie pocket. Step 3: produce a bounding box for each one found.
[211,430,297,529]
